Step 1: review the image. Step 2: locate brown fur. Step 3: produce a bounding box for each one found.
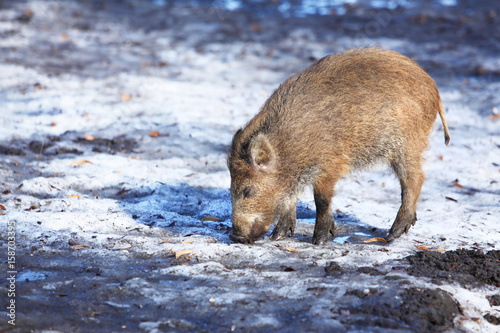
[228,47,450,245]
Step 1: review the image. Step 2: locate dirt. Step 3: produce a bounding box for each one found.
[73,135,139,155]
[405,249,500,327]
[339,287,462,332]
[405,249,500,288]
[6,246,494,332]
[7,248,471,333]
[0,134,139,158]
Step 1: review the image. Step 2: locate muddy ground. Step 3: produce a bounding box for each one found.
[1,0,500,332]
[10,247,500,332]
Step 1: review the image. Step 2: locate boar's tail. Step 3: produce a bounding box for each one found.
[438,101,451,146]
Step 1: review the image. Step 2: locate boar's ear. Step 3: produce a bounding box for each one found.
[232,129,244,147]
[228,129,245,168]
[250,133,275,171]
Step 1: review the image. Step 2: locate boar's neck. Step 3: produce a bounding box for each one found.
[256,120,322,196]
[273,129,322,195]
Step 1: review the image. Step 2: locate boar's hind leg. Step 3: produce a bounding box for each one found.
[387,157,425,241]
[270,201,296,241]
[312,176,338,245]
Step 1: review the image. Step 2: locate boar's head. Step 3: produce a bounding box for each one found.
[228,130,284,244]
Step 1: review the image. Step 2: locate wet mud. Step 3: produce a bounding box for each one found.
[339,287,462,332]
[405,249,500,326]
[405,249,500,288]
[10,246,486,333]
[0,134,139,158]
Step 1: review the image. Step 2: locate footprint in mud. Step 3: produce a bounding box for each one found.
[0,144,26,156]
[73,135,139,154]
[0,132,140,158]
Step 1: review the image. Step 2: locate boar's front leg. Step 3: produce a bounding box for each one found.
[312,175,337,245]
[270,201,297,241]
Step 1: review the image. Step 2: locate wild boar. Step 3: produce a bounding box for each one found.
[227,47,450,245]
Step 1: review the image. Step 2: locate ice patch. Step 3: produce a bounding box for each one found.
[334,236,350,244]
[16,271,48,282]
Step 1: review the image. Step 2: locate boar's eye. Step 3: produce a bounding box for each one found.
[242,186,257,199]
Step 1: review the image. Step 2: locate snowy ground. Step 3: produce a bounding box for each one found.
[0,0,499,332]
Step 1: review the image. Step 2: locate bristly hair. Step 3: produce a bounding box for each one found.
[227,128,249,168]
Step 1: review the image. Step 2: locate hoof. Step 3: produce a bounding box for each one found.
[229,233,254,244]
[270,227,287,241]
[387,224,411,242]
[270,221,294,241]
[312,234,329,245]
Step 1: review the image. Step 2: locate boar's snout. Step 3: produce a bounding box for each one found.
[229,217,269,244]
[229,232,252,244]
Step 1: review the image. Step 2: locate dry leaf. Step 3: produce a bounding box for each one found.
[285,246,300,253]
[26,204,38,211]
[71,244,89,250]
[0,204,6,210]
[445,196,458,202]
[361,237,388,244]
[182,240,194,244]
[415,245,431,251]
[69,195,79,199]
[50,122,57,127]
[61,33,68,41]
[2,189,11,195]
[70,160,94,166]
[250,23,261,32]
[121,93,132,102]
[201,216,220,222]
[436,248,446,252]
[175,249,193,259]
[19,9,33,22]
[84,135,95,141]
[116,188,130,196]
[70,160,93,167]
[490,114,500,121]
[149,131,160,137]
[33,82,44,90]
